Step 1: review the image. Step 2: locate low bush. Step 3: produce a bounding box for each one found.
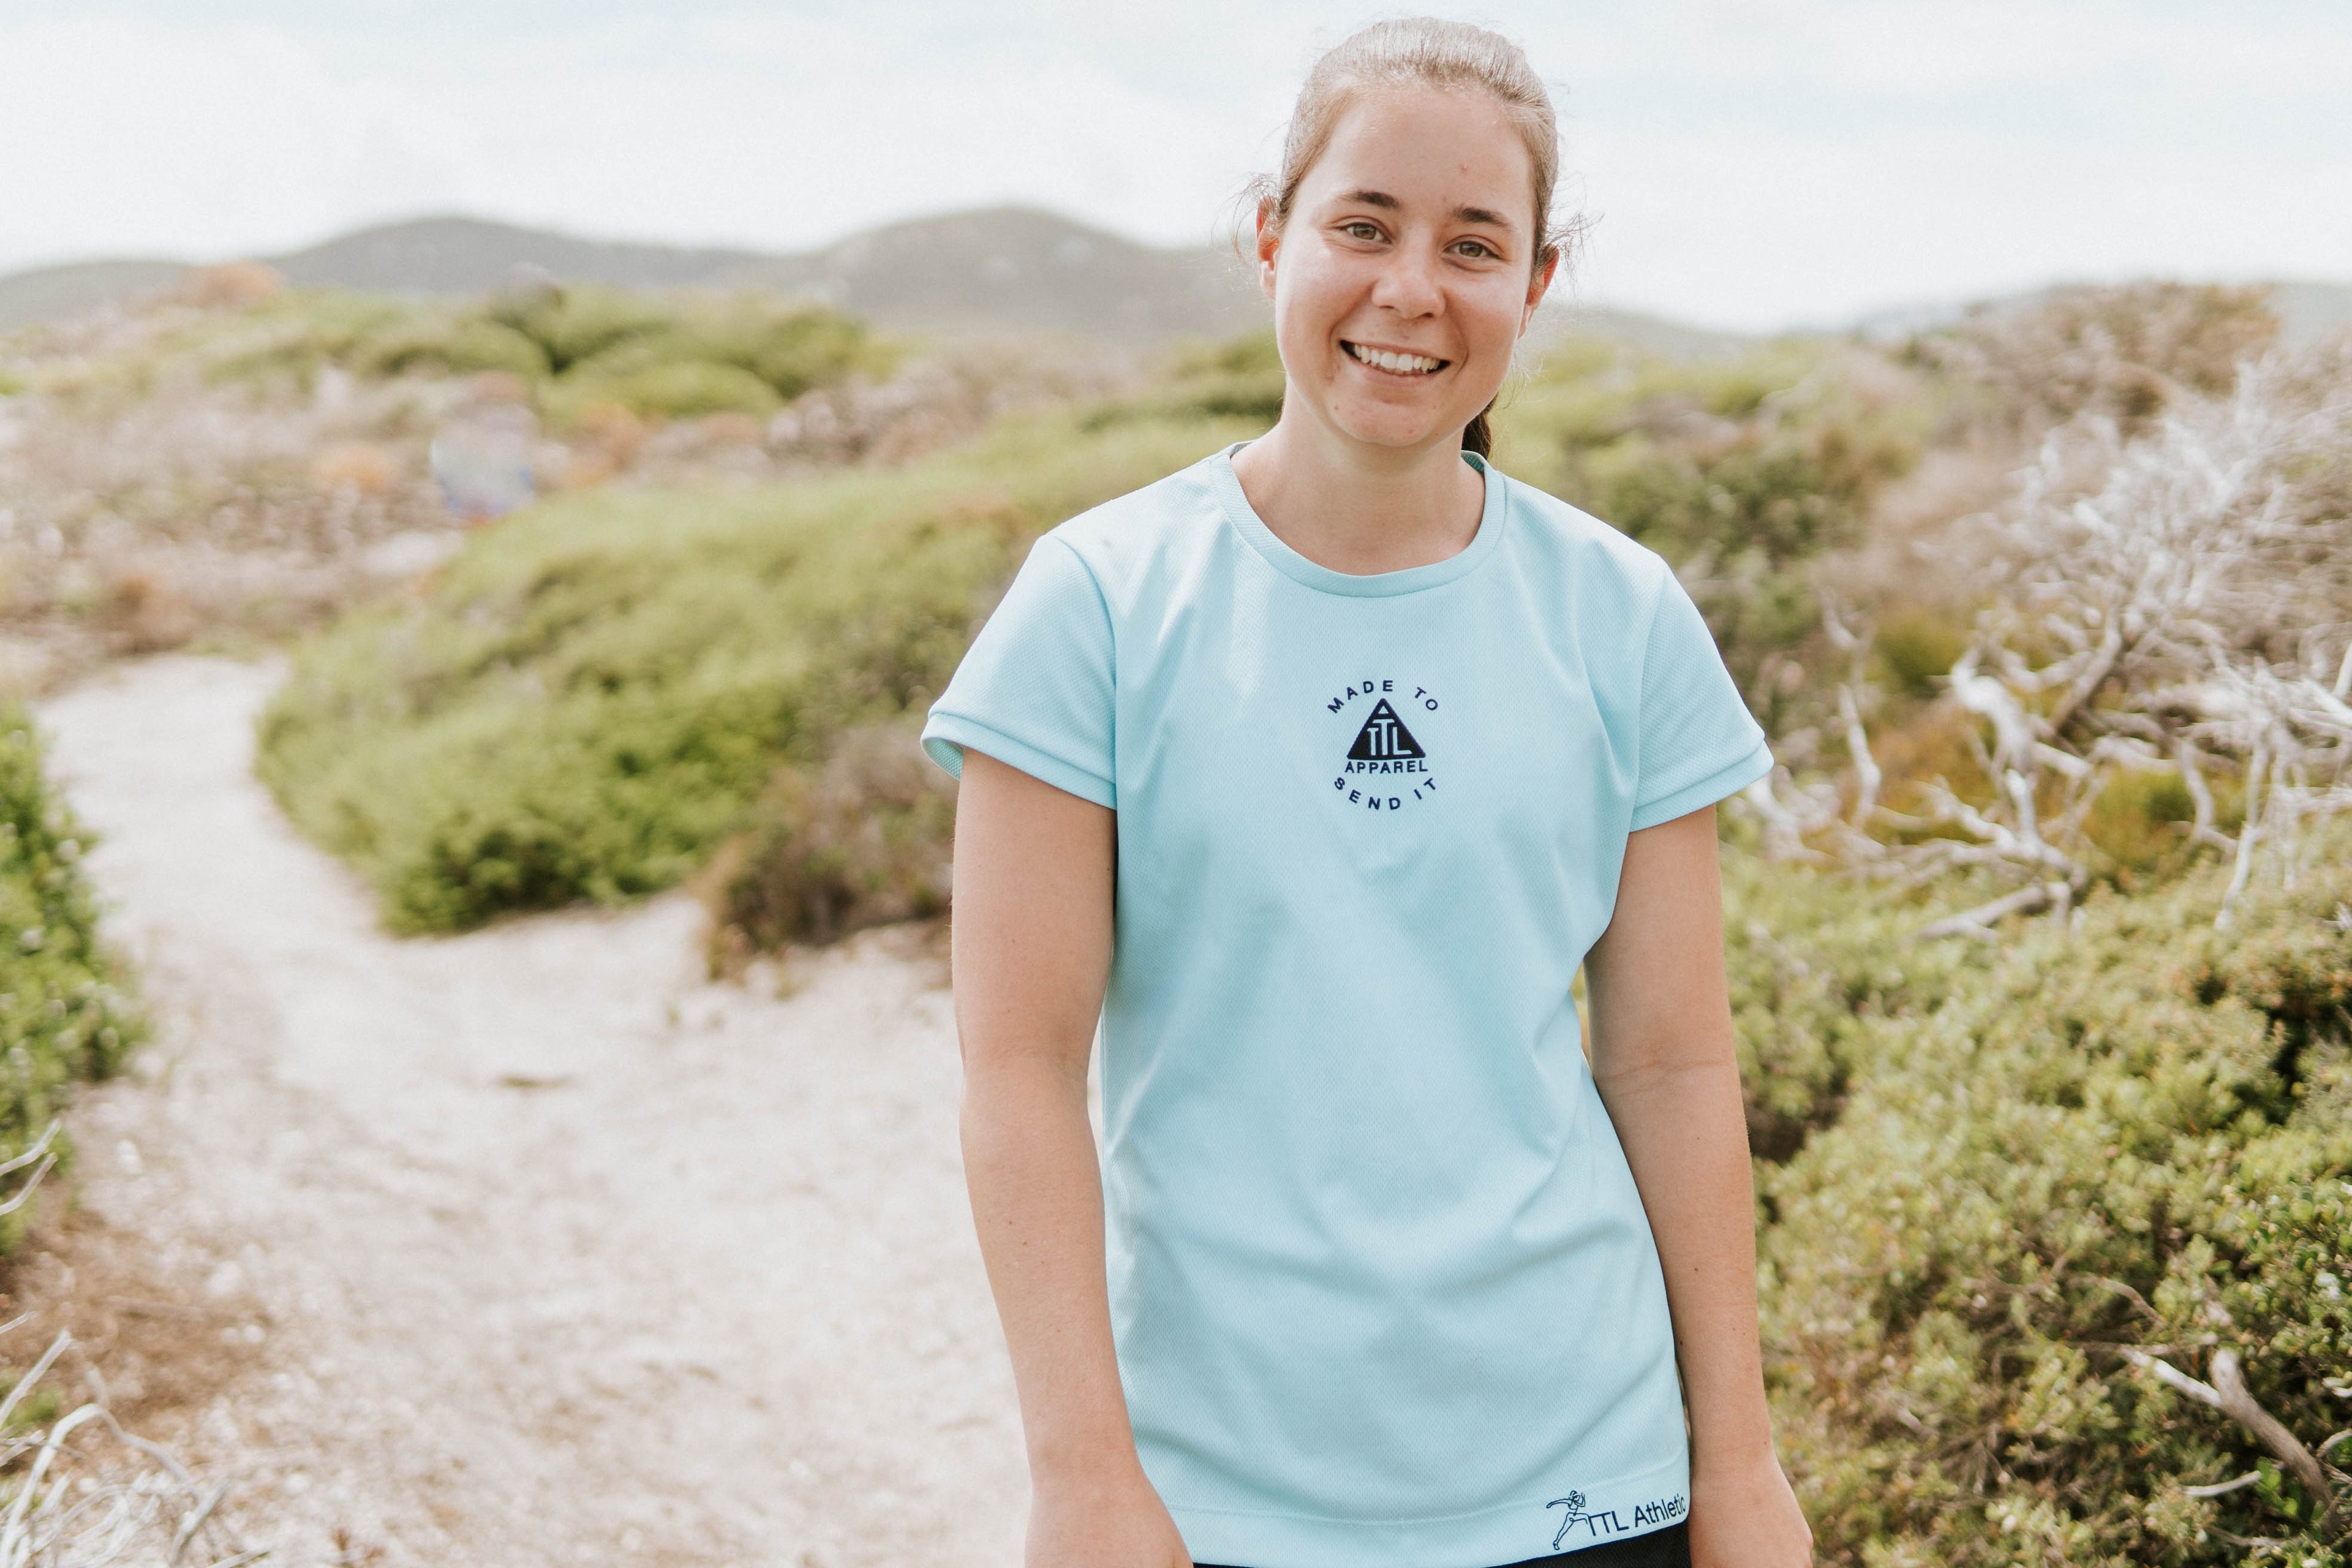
[0,712,144,1251]
[700,717,956,974]
[1908,281,2280,438]
[545,359,783,422]
[1747,823,2352,1565]
[1082,331,1284,430]
[355,316,550,382]
[337,286,883,425]
[1719,845,1978,1164]
[256,409,1268,932]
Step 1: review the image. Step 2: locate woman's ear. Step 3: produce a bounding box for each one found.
[1254,199,1281,301]
[1520,247,1561,334]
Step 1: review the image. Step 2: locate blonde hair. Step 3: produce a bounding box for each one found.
[1245,17,1577,456]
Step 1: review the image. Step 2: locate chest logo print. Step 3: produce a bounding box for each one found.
[1327,678,1438,812]
[1347,699,1425,762]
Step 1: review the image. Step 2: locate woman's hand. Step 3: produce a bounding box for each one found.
[1690,1447,1811,1567]
[1027,1462,1193,1568]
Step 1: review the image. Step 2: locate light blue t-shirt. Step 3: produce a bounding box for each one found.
[921,445,1771,1568]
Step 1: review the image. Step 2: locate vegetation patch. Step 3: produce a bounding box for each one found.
[699,717,956,976]
[0,713,144,1252]
[257,410,1265,932]
[1751,823,2352,1564]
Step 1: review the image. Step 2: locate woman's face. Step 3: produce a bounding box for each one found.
[1259,83,1555,456]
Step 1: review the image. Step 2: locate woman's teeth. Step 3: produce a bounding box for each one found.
[1344,342,1445,375]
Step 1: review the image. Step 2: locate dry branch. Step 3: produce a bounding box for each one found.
[1917,881,2070,943]
[0,1319,254,1567]
[2127,1347,2335,1504]
[1765,345,2352,933]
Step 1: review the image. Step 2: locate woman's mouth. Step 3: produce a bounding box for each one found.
[1343,341,1449,376]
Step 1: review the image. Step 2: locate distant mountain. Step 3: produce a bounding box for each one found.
[1528,298,1749,360]
[267,215,773,294]
[714,206,1265,343]
[0,208,1268,347]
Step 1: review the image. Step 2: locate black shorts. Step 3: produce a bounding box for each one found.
[1199,1520,1692,1568]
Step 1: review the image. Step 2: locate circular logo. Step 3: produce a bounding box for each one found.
[1325,676,1439,815]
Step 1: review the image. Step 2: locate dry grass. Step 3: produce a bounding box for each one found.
[0,344,463,695]
[0,1194,274,1567]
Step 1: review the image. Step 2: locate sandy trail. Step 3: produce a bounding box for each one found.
[32,655,1025,1567]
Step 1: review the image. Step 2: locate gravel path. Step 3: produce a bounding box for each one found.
[33,655,1024,1568]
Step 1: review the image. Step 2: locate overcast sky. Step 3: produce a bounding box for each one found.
[2,1,2346,331]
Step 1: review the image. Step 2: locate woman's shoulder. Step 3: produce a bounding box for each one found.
[1039,449,1236,592]
[1490,464,1676,601]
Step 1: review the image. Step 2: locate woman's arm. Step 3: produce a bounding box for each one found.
[951,750,1190,1568]
[1583,805,1812,1568]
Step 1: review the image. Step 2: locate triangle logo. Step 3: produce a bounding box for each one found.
[1346,698,1426,761]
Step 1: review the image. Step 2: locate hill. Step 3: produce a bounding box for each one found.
[714,206,1264,344]
[267,215,772,294]
[0,208,1268,347]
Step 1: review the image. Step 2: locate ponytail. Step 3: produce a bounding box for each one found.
[1463,399,1496,458]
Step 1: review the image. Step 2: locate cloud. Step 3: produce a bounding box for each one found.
[0,1,2344,329]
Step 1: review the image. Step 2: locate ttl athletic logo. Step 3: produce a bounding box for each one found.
[1547,1488,1689,1550]
[1327,677,1437,812]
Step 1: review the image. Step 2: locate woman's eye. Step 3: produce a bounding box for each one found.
[1455,240,1496,260]
[1343,222,1382,241]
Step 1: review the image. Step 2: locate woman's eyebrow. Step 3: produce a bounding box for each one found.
[1335,189,1516,232]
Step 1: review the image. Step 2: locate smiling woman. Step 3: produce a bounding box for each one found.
[925,18,1811,1568]
[1240,21,1575,469]
[1229,71,1556,575]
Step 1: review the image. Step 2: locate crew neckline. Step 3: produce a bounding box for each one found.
[1209,440,1507,598]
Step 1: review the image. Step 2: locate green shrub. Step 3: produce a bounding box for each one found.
[257,409,1266,932]
[341,289,878,422]
[354,316,551,380]
[551,298,881,405]
[1082,330,1285,431]
[483,284,673,374]
[0,714,144,1251]
[546,360,782,421]
[1721,847,1977,1164]
[192,292,414,388]
[724,304,879,401]
[701,718,956,974]
[1744,824,2352,1564]
[1872,609,1970,702]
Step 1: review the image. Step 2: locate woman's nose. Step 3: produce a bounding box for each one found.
[1369,244,1444,317]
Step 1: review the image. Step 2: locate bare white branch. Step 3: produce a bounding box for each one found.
[1777,345,2352,931]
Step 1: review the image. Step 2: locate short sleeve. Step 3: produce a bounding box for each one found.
[919,534,1117,809]
[1627,571,1774,830]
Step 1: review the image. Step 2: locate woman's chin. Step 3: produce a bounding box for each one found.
[1326,406,1466,453]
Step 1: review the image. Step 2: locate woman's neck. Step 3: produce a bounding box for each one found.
[1229,414,1486,576]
